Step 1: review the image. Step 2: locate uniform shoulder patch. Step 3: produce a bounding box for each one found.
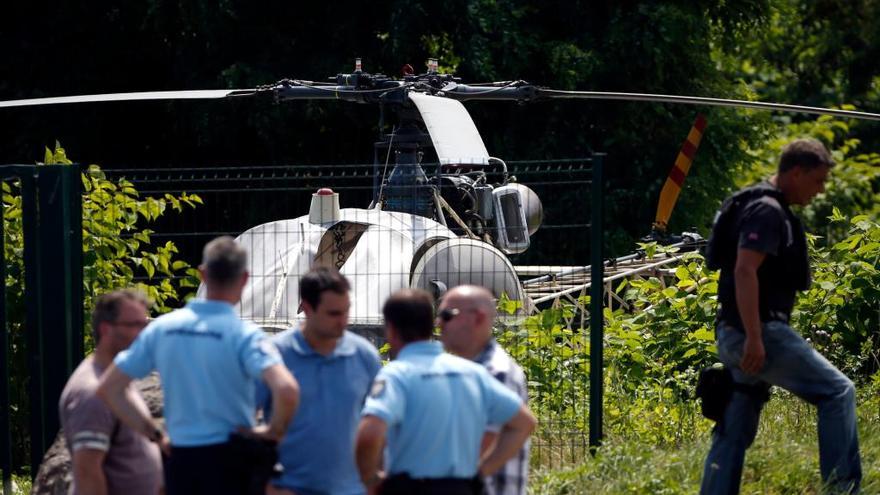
[369,379,386,398]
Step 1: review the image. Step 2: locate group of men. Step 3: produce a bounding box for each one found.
[60,236,535,495]
[59,137,863,494]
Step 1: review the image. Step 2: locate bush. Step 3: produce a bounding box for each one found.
[3,143,201,473]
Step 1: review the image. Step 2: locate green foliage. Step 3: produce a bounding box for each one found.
[39,144,203,323]
[715,0,880,166]
[3,143,201,472]
[499,214,880,451]
[792,214,880,377]
[745,116,880,245]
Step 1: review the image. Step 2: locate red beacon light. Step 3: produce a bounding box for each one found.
[309,188,340,224]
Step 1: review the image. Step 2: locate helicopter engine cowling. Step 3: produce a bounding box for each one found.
[410,238,531,312]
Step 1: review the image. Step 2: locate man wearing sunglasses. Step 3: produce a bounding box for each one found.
[355,289,536,495]
[59,289,163,495]
[438,285,530,495]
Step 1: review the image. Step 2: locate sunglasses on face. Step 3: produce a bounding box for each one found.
[437,307,475,322]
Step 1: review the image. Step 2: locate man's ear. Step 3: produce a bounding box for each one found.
[197,264,207,282]
[96,320,112,344]
[474,308,489,327]
[385,324,399,344]
[301,300,314,317]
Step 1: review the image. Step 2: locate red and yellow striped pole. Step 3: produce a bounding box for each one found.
[653,114,707,232]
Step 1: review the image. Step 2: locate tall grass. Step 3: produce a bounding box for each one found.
[530,388,879,494]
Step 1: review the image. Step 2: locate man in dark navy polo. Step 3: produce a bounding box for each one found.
[259,267,382,495]
[700,139,861,494]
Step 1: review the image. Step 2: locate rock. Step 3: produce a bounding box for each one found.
[31,374,163,495]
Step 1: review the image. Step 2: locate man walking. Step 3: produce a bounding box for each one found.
[700,139,861,494]
[60,289,162,495]
[97,236,301,495]
[438,285,530,495]
[259,267,382,495]
[355,289,536,495]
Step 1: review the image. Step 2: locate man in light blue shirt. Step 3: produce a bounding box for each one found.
[355,289,537,495]
[258,267,382,495]
[98,236,301,495]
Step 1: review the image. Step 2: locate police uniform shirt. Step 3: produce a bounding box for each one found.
[114,299,281,447]
[362,341,522,479]
[256,327,381,495]
[717,189,809,325]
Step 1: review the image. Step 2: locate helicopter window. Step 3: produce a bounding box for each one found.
[500,194,527,244]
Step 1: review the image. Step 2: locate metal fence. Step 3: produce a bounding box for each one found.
[0,157,605,485]
[102,157,606,468]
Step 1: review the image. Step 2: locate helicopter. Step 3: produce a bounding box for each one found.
[3,58,880,337]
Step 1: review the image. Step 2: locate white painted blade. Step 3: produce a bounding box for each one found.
[0,89,256,108]
[408,92,490,166]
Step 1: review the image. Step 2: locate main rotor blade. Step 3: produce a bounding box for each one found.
[538,89,880,121]
[0,89,258,109]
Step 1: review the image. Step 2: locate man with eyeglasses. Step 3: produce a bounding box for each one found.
[438,285,530,495]
[355,289,536,495]
[59,289,163,495]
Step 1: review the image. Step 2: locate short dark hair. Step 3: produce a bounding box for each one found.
[201,236,247,286]
[91,289,148,344]
[778,138,835,173]
[382,289,435,342]
[300,266,350,309]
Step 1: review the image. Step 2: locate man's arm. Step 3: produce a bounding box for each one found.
[71,449,108,495]
[480,431,498,456]
[96,364,165,445]
[252,364,299,441]
[355,415,387,487]
[735,247,767,374]
[478,404,536,476]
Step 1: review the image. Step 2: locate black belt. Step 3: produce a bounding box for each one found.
[717,309,790,328]
[380,473,484,495]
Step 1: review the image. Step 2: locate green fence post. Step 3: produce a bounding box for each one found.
[589,153,605,449]
[32,165,84,474]
[20,171,45,476]
[0,193,10,494]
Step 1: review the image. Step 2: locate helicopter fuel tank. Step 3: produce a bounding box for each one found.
[410,238,530,311]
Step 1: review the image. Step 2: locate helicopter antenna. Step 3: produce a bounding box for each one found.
[374,127,397,209]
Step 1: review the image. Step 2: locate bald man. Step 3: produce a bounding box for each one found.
[438,285,530,495]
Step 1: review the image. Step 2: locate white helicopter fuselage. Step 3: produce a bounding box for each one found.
[233,205,527,336]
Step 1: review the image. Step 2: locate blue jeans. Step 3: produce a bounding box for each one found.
[700,321,861,494]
